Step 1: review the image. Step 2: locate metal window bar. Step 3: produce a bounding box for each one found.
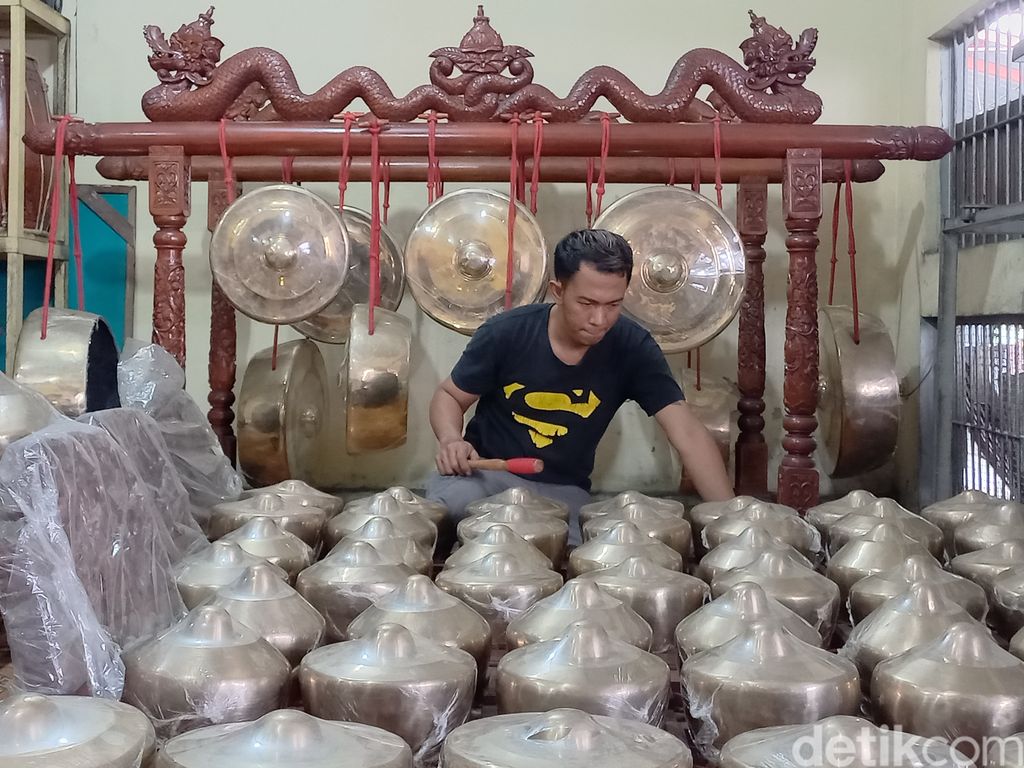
[953,317,1024,500]
[947,0,1024,247]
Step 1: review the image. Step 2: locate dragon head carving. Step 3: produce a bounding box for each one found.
[144,6,224,87]
[740,10,817,91]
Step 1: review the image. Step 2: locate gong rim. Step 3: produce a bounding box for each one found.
[594,186,746,353]
[292,206,406,344]
[404,188,549,335]
[210,184,350,325]
[817,305,900,478]
[345,304,412,454]
[237,338,328,487]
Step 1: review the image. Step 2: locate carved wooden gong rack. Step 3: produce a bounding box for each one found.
[26,6,953,510]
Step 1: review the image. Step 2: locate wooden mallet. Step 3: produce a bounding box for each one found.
[467,457,544,474]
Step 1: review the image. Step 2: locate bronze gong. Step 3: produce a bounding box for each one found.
[404,189,548,334]
[817,305,901,478]
[237,339,328,486]
[210,184,350,324]
[594,186,745,353]
[293,206,406,344]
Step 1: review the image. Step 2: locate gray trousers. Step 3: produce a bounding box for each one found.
[425,469,590,551]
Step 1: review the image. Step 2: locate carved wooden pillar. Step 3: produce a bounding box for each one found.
[207,171,241,463]
[148,145,191,369]
[778,149,822,512]
[734,177,769,497]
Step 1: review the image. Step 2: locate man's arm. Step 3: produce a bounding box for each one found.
[654,400,735,501]
[430,377,481,476]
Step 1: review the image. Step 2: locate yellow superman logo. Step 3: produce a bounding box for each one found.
[504,383,601,448]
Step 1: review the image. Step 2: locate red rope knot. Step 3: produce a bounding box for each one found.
[368,118,384,335]
[424,110,442,204]
[506,113,522,311]
[42,115,85,339]
[338,112,357,209]
[382,159,391,225]
[529,111,545,214]
[218,118,237,205]
[281,156,295,184]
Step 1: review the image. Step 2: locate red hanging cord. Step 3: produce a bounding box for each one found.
[593,112,611,219]
[691,161,700,192]
[368,119,383,334]
[529,111,544,214]
[828,182,842,305]
[382,159,391,225]
[281,156,294,184]
[218,118,237,205]
[843,160,861,344]
[426,111,440,204]
[338,112,356,209]
[67,155,85,311]
[585,158,594,226]
[687,161,705,391]
[711,115,724,208]
[41,116,72,337]
[506,114,521,310]
[666,158,676,187]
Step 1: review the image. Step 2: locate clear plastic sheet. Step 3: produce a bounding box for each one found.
[495,620,670,725]
[153,710,413,768]
[117,342,242,527]
[717,717,973,768]
[0,416,189,699]
[299,623,477,768]
[78,408,207,562]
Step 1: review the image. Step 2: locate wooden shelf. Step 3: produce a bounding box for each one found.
[1,230,66,259]
[0,1,69,38]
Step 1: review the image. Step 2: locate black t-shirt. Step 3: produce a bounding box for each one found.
[451,303,685,491]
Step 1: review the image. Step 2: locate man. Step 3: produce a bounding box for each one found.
[426,229,734,547]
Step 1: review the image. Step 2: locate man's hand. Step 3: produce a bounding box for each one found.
[436,437,480,476]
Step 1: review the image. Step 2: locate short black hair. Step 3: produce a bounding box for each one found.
[553,229,633,283]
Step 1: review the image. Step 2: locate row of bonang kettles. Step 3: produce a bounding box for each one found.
[7,485,1024,767]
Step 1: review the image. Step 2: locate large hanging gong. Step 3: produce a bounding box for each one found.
[345,304,412,454]
[594,186,745,353]
[292,206,406,344]
[817,305,900,479]
[237,339,328,487]
[210,184,350,325]
[404,189,548,334]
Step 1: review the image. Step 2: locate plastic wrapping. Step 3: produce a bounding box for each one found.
[840,581,981,687]
[993,566,1024,638]
[296,539,416,643]
[949,540,1024,599]
[440,709,693,768]
[674,582,822,662]
[921,489,1016,555]
[718,717,973,768]
[696,525,813,584]
[506,578,652,650]
[341,516,433,575]
[457,505,568,567]
[804,489,879,537]
[578,556,708,655]
[825,523,934,599]
[464,486,569,521]
[0,372,64,455]
[701,503,822,560]
[209,492,328,550]
[154,710,413,768]
[872,622,1024,748]
[299,623,477,768]
[346,575,492,695]
[202,563,325,666]
[568,521,683,577]
[681,621,859,761]
[325,493,437,553]
[582,503,693,561]
[79,408,207,562]
[121,605,291,740]
[174,541,288,610]
[579,491,686,525]
[117,342,242,527]
[0,692,156,768]
[443,524,552,571]
[0,417,189,698]
[827,499,944,559]
[496,620,670,725]
[435,552,563,641]
[848,553,988,624]
[220,516,314,581]
[710,551,841,642]
[954,504,1024,555]
[241,479,343,514]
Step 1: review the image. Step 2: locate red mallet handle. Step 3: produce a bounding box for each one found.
[468,457,544,474]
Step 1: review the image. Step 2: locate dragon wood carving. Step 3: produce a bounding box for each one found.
[142,6,822,124]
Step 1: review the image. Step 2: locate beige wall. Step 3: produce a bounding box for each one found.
[56,0,973,497]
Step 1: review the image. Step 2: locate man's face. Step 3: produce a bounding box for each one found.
[550,263,629,346]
